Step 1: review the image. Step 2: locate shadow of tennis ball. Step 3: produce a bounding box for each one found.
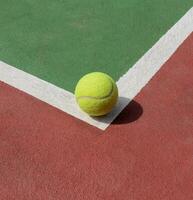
[113,99,143,125]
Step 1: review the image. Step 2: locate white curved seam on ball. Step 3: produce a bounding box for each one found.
[77,81,114,100]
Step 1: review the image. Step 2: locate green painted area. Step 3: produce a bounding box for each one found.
[0,1,192,92]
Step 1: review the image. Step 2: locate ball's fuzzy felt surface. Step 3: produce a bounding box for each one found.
[75,72,118,116]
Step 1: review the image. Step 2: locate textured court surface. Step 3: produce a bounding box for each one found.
[0,33,192,200]
[0,1,192,91]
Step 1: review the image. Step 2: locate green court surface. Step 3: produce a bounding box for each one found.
[0,0,192,92]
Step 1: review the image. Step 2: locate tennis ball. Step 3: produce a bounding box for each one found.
[75,72,118,116]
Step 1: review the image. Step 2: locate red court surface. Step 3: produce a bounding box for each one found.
[0,34,193,199]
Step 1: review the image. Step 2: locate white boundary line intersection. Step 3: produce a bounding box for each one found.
[0,8,192,130]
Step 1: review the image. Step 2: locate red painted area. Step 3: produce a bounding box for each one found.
[0,34,193,200]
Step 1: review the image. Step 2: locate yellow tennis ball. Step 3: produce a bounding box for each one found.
[75,72,118,116]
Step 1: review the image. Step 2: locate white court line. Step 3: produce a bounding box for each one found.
[0,8,193,130]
